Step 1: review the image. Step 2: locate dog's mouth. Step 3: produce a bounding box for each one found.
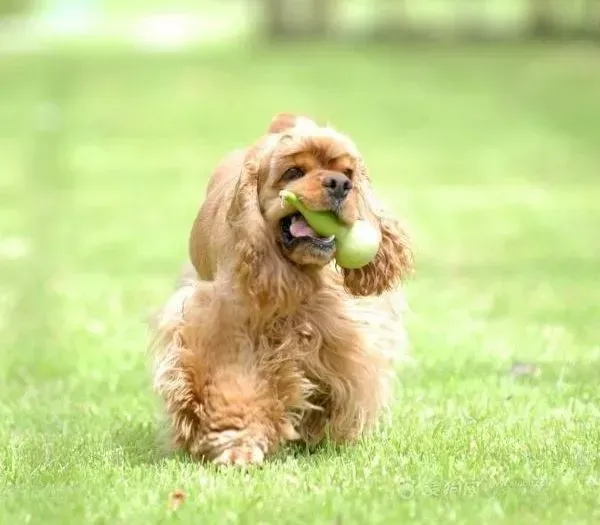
[280,213,336,253]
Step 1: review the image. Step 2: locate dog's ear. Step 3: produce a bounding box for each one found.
[268,113,298,134]
[267,112,318,134]
[226,138,316,311]
[342,162,413,296]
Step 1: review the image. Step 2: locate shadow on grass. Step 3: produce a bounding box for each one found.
[110,355,600,470]
[110,419,353,469]
[111,421,175,466]
[273,437,356,467]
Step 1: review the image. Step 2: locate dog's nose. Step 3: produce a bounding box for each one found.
[322,174,353,201]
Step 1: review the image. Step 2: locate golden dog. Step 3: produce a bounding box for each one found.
[151,113,413,466]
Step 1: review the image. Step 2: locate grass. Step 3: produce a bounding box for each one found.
[1,41,600,524]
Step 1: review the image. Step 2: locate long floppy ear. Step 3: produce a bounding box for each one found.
[342,164,413,297]
[226,139,316,311]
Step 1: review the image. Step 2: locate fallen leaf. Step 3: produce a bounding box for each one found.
[168,489,187,511]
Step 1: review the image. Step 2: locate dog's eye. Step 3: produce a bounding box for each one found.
[282,167,305,181]
[343,168,354,178]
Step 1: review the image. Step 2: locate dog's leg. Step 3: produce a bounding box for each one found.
[328,341,391,444]
[295,299,395,446]
[299,357,388,445]
[151,281,298,467]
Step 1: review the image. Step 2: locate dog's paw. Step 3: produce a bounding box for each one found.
[212,444,265,468]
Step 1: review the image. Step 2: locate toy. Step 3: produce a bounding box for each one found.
[280,190,380,269]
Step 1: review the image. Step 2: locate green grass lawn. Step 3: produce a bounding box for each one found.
[1,42,600,524]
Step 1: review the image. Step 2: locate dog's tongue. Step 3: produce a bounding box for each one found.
[290,215,317,238]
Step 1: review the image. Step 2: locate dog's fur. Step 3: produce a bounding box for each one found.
[150,113,413,466]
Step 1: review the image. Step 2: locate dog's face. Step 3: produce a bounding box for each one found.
[258,127,362,267]
[227,113,412,304]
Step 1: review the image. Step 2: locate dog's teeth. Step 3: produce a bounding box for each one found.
[325,235,334,241]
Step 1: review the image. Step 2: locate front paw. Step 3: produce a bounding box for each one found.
[205,419,298,468]
[212,443,265,468]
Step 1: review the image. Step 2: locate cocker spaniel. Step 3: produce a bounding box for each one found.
[151,113,413,467]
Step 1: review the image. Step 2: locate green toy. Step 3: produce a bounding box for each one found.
[279,189,380,269]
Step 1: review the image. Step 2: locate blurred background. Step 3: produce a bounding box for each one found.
[1,0,599,386]
[2,4,600,521]
[2,0,600,47]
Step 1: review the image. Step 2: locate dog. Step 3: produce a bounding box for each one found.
[150,113,413,467]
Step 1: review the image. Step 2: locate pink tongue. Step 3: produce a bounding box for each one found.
[290,216,317,238]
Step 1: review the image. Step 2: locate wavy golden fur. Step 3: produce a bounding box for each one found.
[150,113,413,466]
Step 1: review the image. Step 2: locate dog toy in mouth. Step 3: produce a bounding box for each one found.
[279,190,380,269]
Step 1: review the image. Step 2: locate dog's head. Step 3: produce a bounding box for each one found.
[227,113,412,307]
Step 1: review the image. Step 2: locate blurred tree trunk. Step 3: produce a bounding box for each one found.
[528,0,558,37]
[454,0,488,40]
[379,0,409,27]
[583,0,600,37]
[373,0,410,40]
[311,0,334,37]
[263,0,334,40]
[264,0,286,39]
[0,0,33,16]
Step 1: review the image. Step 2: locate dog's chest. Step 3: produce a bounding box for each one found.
[262,313,321,351]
